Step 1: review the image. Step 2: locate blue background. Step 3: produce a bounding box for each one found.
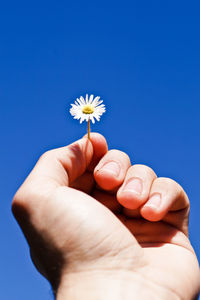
[1,1,200,299]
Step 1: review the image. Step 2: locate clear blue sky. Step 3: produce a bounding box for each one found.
[1,1,200,299]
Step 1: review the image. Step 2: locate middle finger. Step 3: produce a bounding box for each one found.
[117,164,157,209]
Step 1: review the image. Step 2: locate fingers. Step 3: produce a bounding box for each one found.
[36,133,107,186]
[94,150,131,191]
[12,133,108,212]
[51,132,107,185]
[117,164,189,231]
[140,177,189,222]
[117,164,157,209]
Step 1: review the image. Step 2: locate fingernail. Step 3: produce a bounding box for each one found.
[145,193,161,208]
[123,178,143,195]
[99,161,120,177]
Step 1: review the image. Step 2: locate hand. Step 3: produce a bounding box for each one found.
[12,133,200,300]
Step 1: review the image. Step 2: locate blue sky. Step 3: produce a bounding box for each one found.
[1,0,200,299]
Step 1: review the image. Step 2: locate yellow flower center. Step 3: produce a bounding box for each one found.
[82,105,94,114]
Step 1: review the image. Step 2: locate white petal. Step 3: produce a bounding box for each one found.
[89,95,94,104]
[80,96,86,105]
[96,104,105,109]
[95,100,103,106]
[71,104,78,109]
[76,98,82,105]
[94,113,100,121]
[90,116,95,123]
[80,116,84,123]
[85,94,89,104]
[93,112,100,120]
[95,106,105,111]
[97,108,106,114]
[76,97,85,106]
[92,96,100,106]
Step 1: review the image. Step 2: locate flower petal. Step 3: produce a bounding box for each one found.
[89,94,94,104]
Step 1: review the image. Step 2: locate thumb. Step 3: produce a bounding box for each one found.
[45,132,108,186]
[14,133,108,199]
[12,132,108,226]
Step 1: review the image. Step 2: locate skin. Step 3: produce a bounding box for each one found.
[12,133,200,300]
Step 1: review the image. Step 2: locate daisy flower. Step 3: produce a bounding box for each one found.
[70,94,106,139]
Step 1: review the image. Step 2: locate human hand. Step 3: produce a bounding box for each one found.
[12,133,200,300]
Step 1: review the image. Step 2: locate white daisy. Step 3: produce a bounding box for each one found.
[70,94,106,124]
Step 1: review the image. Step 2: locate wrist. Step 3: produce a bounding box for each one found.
[55,270,180,300]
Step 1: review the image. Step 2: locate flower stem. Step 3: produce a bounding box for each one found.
[87,119,90,139]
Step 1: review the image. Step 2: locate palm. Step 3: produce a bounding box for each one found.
[68,175,199,299]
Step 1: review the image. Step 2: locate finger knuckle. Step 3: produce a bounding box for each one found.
[157,177,187,198]
[39,149,55,162]
[132,164,157,178]
[12,188,30,219]
[108,149,131,163]
[157,177,179,188]
[109,149,127,157]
